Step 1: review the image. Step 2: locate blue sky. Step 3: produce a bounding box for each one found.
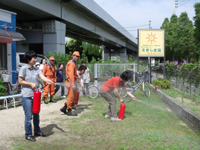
[93,0,199,38]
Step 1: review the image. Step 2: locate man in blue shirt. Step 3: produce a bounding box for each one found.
[55,63,65,97]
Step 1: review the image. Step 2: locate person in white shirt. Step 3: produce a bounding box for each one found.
[77,65,87,95]
[81,61,90,96]
[39,58,47,72]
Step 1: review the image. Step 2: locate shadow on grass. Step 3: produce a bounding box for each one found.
[40,124,66,137]
[75,104,92,114]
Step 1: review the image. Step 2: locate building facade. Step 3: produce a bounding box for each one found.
[0,8,25,83]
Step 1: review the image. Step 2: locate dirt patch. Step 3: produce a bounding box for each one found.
[0,98,92,150]
[176,97,195,104]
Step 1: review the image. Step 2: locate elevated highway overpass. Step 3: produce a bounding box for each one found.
[0,0,138,61]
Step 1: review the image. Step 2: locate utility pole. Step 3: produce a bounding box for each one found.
[174,0,178,14]
[148,20,152,83]
[149,21,152,29]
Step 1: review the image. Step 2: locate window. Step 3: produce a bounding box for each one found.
[0,44,7,70]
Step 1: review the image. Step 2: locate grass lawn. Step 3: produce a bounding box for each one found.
[12,90,200,150]
[160,88,200,117]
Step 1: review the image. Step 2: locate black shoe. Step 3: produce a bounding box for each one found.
[43,97,48,104]
[25,136,36,141]
[49,100,57,103]
[50,97,56,103]
[60,103,67,114]
[60,107,67,114]
[66,109,77,116]
[34,132,46,137]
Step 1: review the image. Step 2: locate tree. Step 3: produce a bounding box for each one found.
[177,12,196,62]
[160,18,171,60]
[194,3,200,42]
[168,14,179,61]
[193,2,200,61]
[160,12,197,62]
[82,42,103,62]
[66,38,83,54]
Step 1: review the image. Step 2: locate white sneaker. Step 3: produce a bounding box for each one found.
[61,95,66,98]
[111,117,121,122]
[105,114,111,119]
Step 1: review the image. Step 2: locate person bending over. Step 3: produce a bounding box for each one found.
[99,70,137,122]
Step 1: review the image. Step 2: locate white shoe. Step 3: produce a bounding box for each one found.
[61,95,66,98]
[105,114,111,119]
[111,117,121,122]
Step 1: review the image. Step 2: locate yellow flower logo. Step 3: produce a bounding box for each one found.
[146,32,157,44]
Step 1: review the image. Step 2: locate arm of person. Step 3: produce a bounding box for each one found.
[87,71,90,82]
[114,88,124,103]
[18,76,37,89]
[39,74,54,84]
[122,87,137,100]
[80,80,84,88]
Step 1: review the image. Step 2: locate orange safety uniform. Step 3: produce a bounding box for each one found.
[65,59,78,109]
[43,64,57,97]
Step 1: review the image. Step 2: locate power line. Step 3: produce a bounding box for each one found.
[178,0,187,5]
[179,0,191,7]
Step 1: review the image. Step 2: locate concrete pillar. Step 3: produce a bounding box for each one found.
[43,20,66,55]
[119,48,128,62]
[103,47,110,61]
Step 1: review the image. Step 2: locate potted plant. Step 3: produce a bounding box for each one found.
[153,79,161,90]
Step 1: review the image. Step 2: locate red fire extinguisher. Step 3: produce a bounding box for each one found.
[73,91,80,105]
[118,103,126,119]
[33,90,41,114]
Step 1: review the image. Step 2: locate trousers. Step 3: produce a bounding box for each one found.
[99,88,117,117]
[21,97,40,137]
[66,83,77,109]
[43,78,55,97]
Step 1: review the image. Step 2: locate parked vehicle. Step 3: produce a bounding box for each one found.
[16,52,49,72]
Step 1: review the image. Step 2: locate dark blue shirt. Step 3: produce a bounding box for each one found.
[56,68,63,82]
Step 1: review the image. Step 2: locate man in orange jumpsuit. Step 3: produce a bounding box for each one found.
[42,56,57,104]
[60,51,80,116]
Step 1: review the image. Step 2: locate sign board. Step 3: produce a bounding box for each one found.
[138,29,165,57]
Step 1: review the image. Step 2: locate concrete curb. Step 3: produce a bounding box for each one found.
[150,84,200,132]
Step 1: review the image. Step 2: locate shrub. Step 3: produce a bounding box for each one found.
[131,81,136,86]
[153,78,171,89]
[90,77,94,82]
[153,80,162,87]
[0,79,6,96]
[161,79,171,89]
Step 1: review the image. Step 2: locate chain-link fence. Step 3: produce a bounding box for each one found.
[93,63,149,87]
[57,62,149,90]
